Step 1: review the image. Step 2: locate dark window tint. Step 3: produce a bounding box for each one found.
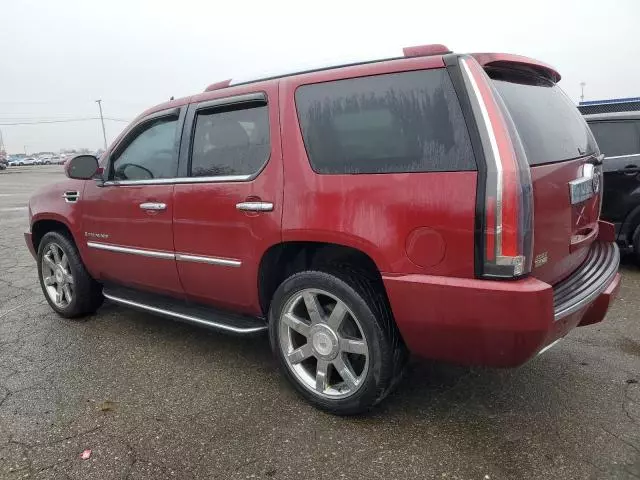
[190,106,270,177]
[111,116,179,181]
[295,69,475,174]
[588,121,640,157]
[489,68,597,166]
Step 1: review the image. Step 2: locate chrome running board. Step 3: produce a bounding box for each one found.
[103,285,267,335]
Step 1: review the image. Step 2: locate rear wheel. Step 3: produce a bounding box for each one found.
[37,231,103,318]
[269,270,407,415]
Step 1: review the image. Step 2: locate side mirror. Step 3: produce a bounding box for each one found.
[65,155,99,180]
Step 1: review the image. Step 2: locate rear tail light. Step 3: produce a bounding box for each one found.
[459,56,534,278]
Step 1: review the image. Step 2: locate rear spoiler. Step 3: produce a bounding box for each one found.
[471,53,561,83]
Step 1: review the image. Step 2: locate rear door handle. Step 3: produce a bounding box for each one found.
[139,202,167,211]
[236,201,274,212]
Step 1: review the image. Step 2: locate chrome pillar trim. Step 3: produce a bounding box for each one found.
[103,292,267,334]
[175,253,241,267]
[102,174,252,186]
[86,241,175,259]
[236,201,274,212]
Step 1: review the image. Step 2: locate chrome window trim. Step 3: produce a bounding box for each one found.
[102,174,252,186]
[87,241,242,267]
[175,253,241,267]
[103,292,266,334]
[87,241,175,259]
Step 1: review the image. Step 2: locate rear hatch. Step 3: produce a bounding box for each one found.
[487,65,601,285]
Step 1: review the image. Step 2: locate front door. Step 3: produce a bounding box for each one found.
[172,87,283,315]
[82,108,185,296]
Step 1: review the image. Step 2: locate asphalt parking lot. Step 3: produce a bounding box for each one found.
[0,166,639,479]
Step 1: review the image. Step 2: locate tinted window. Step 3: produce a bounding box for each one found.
[589,121,640,157]
[490,68,597,166]
[111,116,179,181]
[295,69,475,174]
[190,106,270,177]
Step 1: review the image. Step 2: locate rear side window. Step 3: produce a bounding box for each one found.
[190,105,270,177]
[295,69,475,174]
[588,121,640,157]
[489,68,597,166]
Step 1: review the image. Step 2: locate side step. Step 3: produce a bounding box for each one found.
[102,284,267,335]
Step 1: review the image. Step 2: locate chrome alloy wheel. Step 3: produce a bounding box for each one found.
[41,242,74,308]
[279,288,369,399]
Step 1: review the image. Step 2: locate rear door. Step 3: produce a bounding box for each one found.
[172,86,283,315]
[487,67,601,284]
[588,119,640,227]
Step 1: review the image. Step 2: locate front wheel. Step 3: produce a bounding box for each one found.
[269,270,407,415]
[37,231,104,318]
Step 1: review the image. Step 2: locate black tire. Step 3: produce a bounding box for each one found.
[269,269,407,415]
[37,231,103,318]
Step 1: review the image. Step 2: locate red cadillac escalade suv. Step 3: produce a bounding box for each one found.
[26,44,621,414]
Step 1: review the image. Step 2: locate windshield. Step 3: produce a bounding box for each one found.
[489,68,598,166]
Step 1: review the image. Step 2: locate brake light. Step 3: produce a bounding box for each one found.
[459,56,534,278]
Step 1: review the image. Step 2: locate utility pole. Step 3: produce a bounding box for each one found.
[95,99,108,150]
[580,82,586,103]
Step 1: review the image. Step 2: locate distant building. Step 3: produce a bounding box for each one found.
[578,97,640,115]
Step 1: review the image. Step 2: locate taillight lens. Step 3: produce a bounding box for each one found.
[459,56,534,278]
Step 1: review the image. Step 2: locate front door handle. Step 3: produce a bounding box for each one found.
[236,201,274,212]
[139,202,167,211]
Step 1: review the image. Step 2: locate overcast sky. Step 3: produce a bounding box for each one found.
[1,0,638,154]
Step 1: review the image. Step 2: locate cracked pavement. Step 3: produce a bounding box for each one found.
[1,166,639,479]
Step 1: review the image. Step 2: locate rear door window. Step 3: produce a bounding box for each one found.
[588,121,640,157]
[295,69,475,174]
[489,68,598,166]
[190,105,270,177]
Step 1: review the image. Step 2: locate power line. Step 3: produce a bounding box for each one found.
[0,117,130,126]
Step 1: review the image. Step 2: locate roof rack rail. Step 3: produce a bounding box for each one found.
[204,79,232,92]
[403,44,451,57]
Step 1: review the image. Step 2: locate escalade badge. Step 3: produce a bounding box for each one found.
[85,232,109,239]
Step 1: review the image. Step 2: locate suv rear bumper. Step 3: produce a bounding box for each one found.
[383,241,621,367]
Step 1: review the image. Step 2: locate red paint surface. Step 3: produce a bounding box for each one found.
[529,158,600,284]
[279,55,477,277]
[172,81,283,314]
[82,182,183,296]
[25,50,621,369]
[384,270,620,367]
